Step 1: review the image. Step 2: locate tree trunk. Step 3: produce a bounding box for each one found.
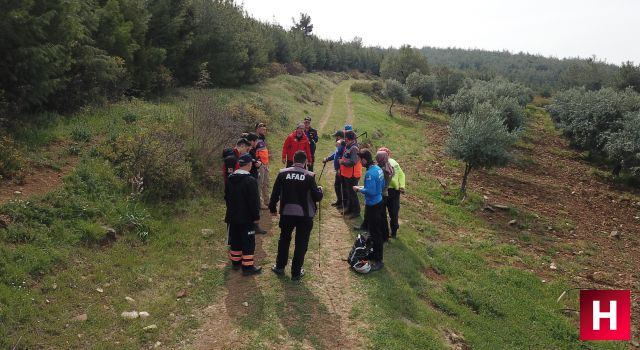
[460,163,472,195]
[388,99,395,116]
[415,98,423,115]
[612,160,622,177]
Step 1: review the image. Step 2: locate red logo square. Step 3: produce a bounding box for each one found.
[580,290,631,341]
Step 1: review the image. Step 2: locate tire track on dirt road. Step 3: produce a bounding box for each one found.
[345,88,355,125]
[305,80,369,349]
[189,80,368,349]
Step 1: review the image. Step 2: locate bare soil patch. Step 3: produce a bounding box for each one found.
[415,108,640,328]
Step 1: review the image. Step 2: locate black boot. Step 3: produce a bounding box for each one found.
[271,264,285,275]
[291,268,305,281]
[370,261,384,271]
[255,225,267,235]
[243,265,262,276]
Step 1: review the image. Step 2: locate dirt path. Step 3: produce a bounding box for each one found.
[189,80,367,349]
[345,88,354,125]
[316,89,335,134]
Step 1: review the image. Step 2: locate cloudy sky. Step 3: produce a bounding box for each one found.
[241,0,639,65]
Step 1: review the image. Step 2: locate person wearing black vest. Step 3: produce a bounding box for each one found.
[303,116,318,172]
[225,153,262,275]
[269,150,323,280]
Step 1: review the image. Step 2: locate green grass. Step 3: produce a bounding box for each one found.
[0,73,339,349]
[2,75,630,349]
[348,91,623,349]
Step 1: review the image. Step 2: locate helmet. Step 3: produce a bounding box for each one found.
[353,260,371,274]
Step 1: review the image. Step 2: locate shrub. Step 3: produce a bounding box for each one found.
[446,103,518,195]
[195,62,213,89]
[123,112,138,124]
[70,125,93,142]
[259,62,288,79]
[105,127,193,201]
[442,78,532,131]
[0,136,22,178]
[548,87,640,153]
[189,96,258,188]
[286,62,306,75]
[350,81,374,94]
[604,110,640,175]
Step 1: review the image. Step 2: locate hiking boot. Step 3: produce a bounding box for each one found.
[346,212,360,219]
[242,265,262,276]
[271,264,285,275]
[291,269,305,281]
[256,225,268,235]
[370,261,384,271]
[231,263,241,271]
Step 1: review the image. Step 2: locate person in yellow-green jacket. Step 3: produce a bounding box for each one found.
[378,147,405,238]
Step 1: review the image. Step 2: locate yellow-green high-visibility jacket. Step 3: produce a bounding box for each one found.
[388,158,406,190]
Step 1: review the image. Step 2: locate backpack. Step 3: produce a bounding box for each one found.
[347,234,373,269]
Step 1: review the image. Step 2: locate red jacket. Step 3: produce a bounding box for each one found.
[282,132,312,163]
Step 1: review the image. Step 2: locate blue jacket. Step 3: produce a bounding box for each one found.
[325,143,344,171]
[360,164,384,206]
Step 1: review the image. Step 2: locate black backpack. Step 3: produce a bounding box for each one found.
[347,234,372,268]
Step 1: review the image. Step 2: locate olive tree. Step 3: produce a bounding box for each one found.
[382,79,408,116]
[442,78,532,132]
[405,71,437,114]
[380,45,429,83]
[605,110,640,176]
[446,103,518,195]
[547,87,640,154]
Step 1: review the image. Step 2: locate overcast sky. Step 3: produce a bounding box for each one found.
[241,0,639,65]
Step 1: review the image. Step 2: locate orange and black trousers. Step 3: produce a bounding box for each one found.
[228,223,256,270]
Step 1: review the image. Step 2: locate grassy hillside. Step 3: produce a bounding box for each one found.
[2,72,636,349]
[0,73,341,350]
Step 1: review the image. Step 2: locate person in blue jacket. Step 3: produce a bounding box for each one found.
[353,149,385,271]
[322,130,345,208]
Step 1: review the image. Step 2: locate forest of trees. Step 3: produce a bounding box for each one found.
[421,47,627,94]
[4,0,640,120]
[0,0,383,116]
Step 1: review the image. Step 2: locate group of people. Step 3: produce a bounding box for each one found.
[222,117,404,279]
[322,125,405,271]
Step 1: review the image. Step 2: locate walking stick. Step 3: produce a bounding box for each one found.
[318,199,322,268]
[318,161,327,183]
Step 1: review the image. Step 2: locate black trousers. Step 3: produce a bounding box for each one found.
[387,189,401,236]
[228,223,256,269]
[286,160,293,168]
[365,201,385,261]
[307,162,314,172]
[341,176,360,214]
[276,215,313,276]
[361,195,390,240]
[334,172,343,205]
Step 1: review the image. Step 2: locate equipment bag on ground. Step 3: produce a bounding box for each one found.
[347,234,373,273]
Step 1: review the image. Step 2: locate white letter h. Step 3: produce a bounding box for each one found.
[593,300,617,331]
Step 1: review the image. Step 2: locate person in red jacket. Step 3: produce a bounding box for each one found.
[282,123,312,167]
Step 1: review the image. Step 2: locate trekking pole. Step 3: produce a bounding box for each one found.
[318,161,327,183]
[357,131,368,139]
[318,199,322,268]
